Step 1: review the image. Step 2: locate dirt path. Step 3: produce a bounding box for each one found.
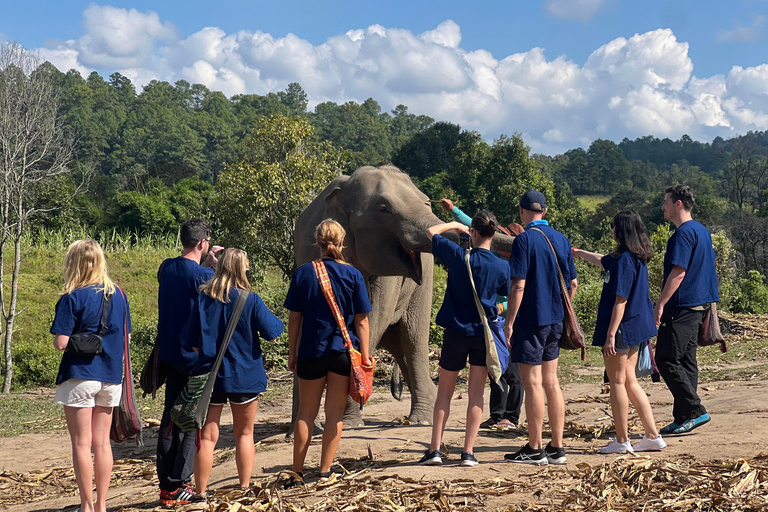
[5,376,768,512]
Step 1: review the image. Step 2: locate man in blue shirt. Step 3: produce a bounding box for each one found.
[156,219,222,505]
[654,185,719,435]
[503,190,577,466]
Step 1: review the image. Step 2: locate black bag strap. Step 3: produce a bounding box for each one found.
[97,292,112,337]
[208,289,249,379]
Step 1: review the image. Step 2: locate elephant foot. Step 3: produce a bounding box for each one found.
[407,411,433,426]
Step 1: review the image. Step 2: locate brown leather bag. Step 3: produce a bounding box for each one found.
[530,228,586,361]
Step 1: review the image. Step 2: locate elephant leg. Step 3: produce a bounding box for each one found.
[400,258,437,424]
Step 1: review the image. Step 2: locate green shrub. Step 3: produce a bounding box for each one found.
[13,337,60,389]
[734,270,768,314]
[429,264,448,347]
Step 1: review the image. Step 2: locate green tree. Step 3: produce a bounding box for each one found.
[214,114,349,279]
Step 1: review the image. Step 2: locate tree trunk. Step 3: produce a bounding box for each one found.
[0,186,9,391]
[2,200,22,393]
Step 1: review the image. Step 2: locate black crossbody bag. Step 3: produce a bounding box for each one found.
[65,292,111,357]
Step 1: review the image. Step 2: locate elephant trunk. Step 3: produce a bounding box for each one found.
[410,213,516,254]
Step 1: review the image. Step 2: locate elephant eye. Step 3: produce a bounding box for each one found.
[379,204,390,213]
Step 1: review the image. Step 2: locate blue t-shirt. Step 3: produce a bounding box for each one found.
[180,289,284,394]
[663,220,719,307]
[593,252,657,347]
[51,286,132,385]
[508,221,577,328]
[157,257,214,365]
[432,234,511,337]
[284,259,372,359]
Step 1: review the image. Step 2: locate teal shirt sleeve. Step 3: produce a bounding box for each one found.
[450,206,473,227]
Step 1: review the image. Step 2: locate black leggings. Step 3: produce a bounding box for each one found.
[297,350,351,380]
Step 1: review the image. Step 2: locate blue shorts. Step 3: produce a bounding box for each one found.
[511,322,563,365]
[440,329,486,371]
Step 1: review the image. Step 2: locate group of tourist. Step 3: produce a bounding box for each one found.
[49,184,717,511]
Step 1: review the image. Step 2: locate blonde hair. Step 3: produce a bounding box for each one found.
[62,239,116,296]
[199,248,250,303]
[315,219,348,264]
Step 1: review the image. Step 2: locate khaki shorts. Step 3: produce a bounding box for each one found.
[54,379,122,408]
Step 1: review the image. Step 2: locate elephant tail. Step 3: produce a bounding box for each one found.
[391,363,404,401]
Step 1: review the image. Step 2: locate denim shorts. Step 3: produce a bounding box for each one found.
[511,322,563,365]
[439,329,486,371]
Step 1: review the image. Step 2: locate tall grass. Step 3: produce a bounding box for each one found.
[22,227,179,252]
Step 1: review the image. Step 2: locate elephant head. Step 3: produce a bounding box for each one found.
[294,165,515,283]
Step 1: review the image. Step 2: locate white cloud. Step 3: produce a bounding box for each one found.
[544,0,608,22]
[33,7,768,154]
[717,15,765,43]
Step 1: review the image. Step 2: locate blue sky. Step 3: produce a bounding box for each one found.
[2,1,767,154]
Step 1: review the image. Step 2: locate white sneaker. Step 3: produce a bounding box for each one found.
[632,435,666,452]
[599,439,634,454]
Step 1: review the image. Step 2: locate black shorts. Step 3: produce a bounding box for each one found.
[209,390,260,405]
[297,350,351,380]
[439,329,486,371]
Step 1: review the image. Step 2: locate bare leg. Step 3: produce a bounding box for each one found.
[91,406,114,512]
[519,364,544,449]
[293,377,325,473]
[231,400,259,488]
[320,372,350,473]
[430,368,458,451]
[541,359,565,448]
[624,349,660,438]
[463,365,488,454]
[194,405,224,495]
[605,352,630,443]
[64,406,95,512]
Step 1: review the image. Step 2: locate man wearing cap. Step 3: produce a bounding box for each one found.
[503,190,577,466]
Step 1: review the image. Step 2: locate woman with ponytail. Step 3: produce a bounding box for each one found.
[180,248,284,499]
[419,211,511,467]
[284,219,372,487]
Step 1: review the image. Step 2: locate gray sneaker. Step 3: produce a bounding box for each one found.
[418,449,442,466]
[460,452,479,467]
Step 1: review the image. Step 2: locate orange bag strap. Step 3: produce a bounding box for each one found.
[312,260,353,351]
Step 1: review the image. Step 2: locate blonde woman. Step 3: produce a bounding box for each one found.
[180,248,283,500]
[284,219,372,487]
[52,240,131,512]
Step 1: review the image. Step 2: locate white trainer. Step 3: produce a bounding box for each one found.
[599,439,634,454]
[632,435,667,452]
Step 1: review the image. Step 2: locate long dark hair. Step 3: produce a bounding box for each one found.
[611,210,654,264]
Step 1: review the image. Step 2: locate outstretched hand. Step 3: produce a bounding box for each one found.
[440,198,454,212]
[202,245,224,267]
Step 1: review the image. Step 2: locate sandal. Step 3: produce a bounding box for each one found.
[479,418,497,429]
[283,471,304,490]
[495,420,516,430]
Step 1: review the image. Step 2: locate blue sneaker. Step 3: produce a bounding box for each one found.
[659,422,680,434]
[672,414,710,434]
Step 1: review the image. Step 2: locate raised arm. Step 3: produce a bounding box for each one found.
[572,247,605,268]
[426,221,470,240]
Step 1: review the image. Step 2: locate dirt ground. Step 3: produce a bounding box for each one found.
[3,372,768,512]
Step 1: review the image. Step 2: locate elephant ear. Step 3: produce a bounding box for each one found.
[323,175,357,262]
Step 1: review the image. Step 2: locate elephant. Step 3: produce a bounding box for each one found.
[290,165,514,428]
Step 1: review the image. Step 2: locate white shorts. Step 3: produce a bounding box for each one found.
[54,379,122,408]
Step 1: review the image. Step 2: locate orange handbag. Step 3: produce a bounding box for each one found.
[312,260,375,408]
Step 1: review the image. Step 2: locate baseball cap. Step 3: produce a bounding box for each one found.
[520,190,547,212]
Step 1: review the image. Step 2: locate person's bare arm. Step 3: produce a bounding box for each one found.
[287,311,302,373]
[570,278,578,302]
[654,265,686,325]
[572,248,605,268]
[603,296,628,357]
[426,222,470,240]
[353,313,371,366]
[503,278,525,346]
[52,334,69,351]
